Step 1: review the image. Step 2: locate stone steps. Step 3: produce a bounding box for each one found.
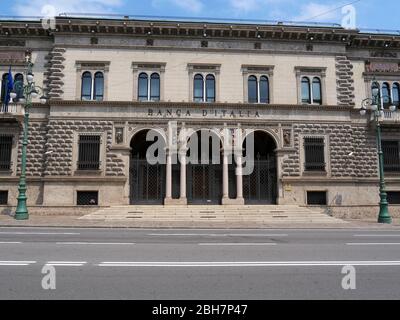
[80,205,345,225]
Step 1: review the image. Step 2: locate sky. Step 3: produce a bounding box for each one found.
[0,0,399,31]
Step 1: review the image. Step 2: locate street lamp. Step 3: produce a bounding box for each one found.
[359,80,397,224]
[10,50,48,220]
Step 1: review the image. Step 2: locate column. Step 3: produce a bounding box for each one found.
[235,153,243,200]
[222,151,229,201]
[179,151,187,200]
[165,149,172,201]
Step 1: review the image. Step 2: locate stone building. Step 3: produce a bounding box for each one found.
[0,16,400,218]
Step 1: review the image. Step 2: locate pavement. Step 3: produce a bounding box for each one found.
[1,226,400,299]
[1,213,400,229]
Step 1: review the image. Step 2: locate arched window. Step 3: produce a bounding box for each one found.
[248,76,258,103]
[150,73,160,101]
[138,73,148,101]
[93,72,104,101]
[205,74,215,102]
[301,77,311,104]
[13,73,24,101]
[312,77,322,105]
[193,74,204,102]
[81,71,92,100]
[0,73,8,103]
[259,76,269,104]
[382,82,391,108]
[393,83,400,107]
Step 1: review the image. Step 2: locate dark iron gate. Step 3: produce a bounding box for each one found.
[130,157,165,205]
[187,164,222,204]
[243,154,277,204]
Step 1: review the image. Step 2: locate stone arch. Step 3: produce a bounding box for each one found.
[241,130,278,204]
[129,128,167,205]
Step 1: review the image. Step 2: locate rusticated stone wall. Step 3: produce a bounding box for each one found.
[43,120,124,176]
[336,56,355,106]
[282,123,378,178]
[17,121,48,177]
[43,47,66,100]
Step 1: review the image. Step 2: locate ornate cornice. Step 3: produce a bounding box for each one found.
[1,17,400,49]
[41,99,354,111]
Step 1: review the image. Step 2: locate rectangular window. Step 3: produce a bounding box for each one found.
[307,191,327,205]
[0,135,13,170]
[382,141,400,172]
[77,135,101,170]
[0,191,8,205]
[304,137,325,171]
[77,191,98,205]
[387,191,400,204]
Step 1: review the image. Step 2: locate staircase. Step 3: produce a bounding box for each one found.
[79,205,346,226]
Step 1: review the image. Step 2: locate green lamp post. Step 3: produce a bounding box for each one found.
[360,80,397,224]
[10,50,48,220]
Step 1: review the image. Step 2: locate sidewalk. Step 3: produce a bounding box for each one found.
[0,214,399,229]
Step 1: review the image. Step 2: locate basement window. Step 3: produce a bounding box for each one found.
[307,191,327,205]
[0,191,8,205]
[77,191,98,206]
[387,191,400,204]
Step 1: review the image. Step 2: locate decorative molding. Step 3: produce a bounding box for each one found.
[187,63,221,73]
[365,61,399,73]
[45,99,354,111]
[75,60,110,72]
[295,66,327,77]
[132,62,166,72]
[241,64,274,75]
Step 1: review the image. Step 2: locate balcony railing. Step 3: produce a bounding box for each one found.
[382,110,400,123]
[0,104,24,120]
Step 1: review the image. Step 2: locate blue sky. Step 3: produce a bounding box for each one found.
[0,0,399,31]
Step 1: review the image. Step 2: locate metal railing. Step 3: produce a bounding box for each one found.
[304,137,326,172]
[382,141,400,173]
[77,135,101,170]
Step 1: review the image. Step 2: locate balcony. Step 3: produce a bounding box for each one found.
[0,104,24,122]
[381,110,400,125]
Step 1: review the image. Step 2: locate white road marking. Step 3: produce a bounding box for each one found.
[55,242,135,245]
[347,243,400,246]
[0,261,36,266]
[148,233,287,236]
[198,243,277,246]
[46,261,87,266]
[0,232,80,235]
[98,260,400,267]
[354,235,400,237]
[0,242,22,244]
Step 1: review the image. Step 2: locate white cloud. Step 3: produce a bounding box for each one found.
[292,3,340,22]
[152,0,203,13]
[13,0,123,16]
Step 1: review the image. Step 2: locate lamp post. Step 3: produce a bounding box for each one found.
[10,51,48,220]
[360,80,397,224]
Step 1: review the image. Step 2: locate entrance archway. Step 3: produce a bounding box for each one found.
[129,129,166,205]
[242,131,277,204]
[186,130,222,205]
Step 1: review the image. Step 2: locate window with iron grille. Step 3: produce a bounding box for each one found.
[77,135,101,170]
[304,137,325,171]
[307,191,327,205]
[0,135,13,170]
[0,191,8,205]
[387,191,400,204]
[77,191,98,205]
[382,140,400,172]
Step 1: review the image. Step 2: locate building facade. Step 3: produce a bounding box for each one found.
[0,17,400,218]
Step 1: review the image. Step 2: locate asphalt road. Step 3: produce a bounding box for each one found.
[0,227,400,300]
